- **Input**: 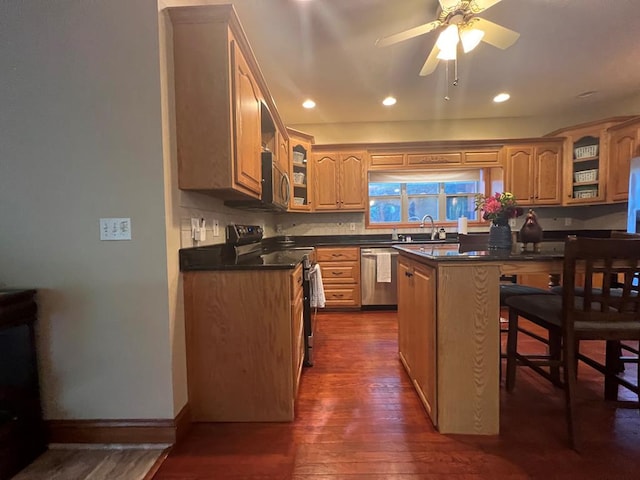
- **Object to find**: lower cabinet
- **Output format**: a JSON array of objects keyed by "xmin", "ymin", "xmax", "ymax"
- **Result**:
[
  {"xmin": 316, "ymin": 247, "xmax": 361, "ymax": 308},
  {"xmin": 397, "ymin": 257, "xmax": 437, "ymax": 424},
  {"xmin": 183, "ymin": 266, "xmax": 303, "ymax": 422}
]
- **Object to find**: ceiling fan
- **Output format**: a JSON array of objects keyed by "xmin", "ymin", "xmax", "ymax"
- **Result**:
[{"xmin": 376, "ymin": 0, "xmax": 520, "ymax": 76}]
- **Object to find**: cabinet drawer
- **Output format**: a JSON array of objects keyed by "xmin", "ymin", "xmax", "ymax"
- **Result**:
[
  {"xmin": 407, "ymin": 152, "xmax": 461, "ymax": 165},
  {"xmin": 320, "ymin": 262, "xmax": 360, "ymax": 284},
  {"xmin": 324, "ymin": 285, "xmax": 361, "ymax": 307},
  {"xmin": 316, "ymin": 247, "xmax": 359, "ymax": 262}
]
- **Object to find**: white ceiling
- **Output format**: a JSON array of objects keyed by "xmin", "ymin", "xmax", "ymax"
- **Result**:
[{"xmin": 210, "ymin": 0, "xmax": 640, "ymax": 126}]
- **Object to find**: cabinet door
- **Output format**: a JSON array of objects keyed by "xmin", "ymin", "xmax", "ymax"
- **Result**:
[
  {"xmin": 277, "ymin": 129, "xmax": 290, "ymax": 177},
  {"xmin": 505, "ymin": 146, "xmax": 535, "ymax": 204},
  {"xmin": 232, "ymin": 42, "xmax": 262, "ymax": 195},
  {"xmin": 313, "ymin": 153, "xmax": 340, "ymax": 210},
  {"xmin": 534, "ymin": 143, "xmax": 562, "ymax": 204},
  {"xmin": 608, "ymin": 122, "xmax": 640, "ymax": 202},
  {"xmin": 339, "ymin": 153, "xmax": 366, "ymax": 210},
  {"xmin": 290, "ymin": 135, "xmax": 312, "ymax": 211},
  {"xmin": 411, "ymin": 263, "xmax": 437, "ymax": 422},
  {"xmin": 397, "ymin": 258, "xmax": 413, "ymax": 371}
]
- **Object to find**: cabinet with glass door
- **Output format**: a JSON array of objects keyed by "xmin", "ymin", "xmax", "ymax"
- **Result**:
[{"xmin": 287, "ymin": 128, "xmax": 314, "ymax": 211}]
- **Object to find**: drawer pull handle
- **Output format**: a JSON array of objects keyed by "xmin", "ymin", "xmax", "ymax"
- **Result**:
[
  {"xmin": 333, "ymin": 294, "xmax": 344, "ymax": 298},
  {"xmin": 332, "ymin": 271, "xmax": 344, "ymax": 275}
]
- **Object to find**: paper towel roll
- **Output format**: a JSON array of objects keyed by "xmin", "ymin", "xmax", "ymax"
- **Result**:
[{"xmin": 457, "ymin": 216, "xmax": 468, "ymax": 234}]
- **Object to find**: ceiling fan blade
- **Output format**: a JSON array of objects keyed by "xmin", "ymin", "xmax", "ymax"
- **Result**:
[
  {"xmin": 419, "ymin": 44, "xmax": 441, "ymax": 76},
  {"xmin": 473, "ymin": 17, "xmax": 520, "ymax": 49},
  {"xmin": 469, "ymin": 0, "xmax": 503, "ymax": 14},
  {"xmin": 438, "ymin": 0, "xmax": 460, "ymax": 13},
  {"xmin": 376, "ymin": 20, "xmax": 442, "ymax": 47}
]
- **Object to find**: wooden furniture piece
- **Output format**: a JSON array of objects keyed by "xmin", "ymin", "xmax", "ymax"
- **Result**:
[
  {"xmin": 168, "ymin": 5, "xmax": 288, "ymax": 200},
  {"xmin": 397, "ymin": 256, "xmax": 437, "ymax": 424},
  {"xmin": 182, "ymin": 265, "xmax": 305, "ymax": 421},
  {"xmin": 311, "ymin": 150, "xmax": 366, "ymax": 211},
  {"xmin": 546, "ymin": 117, "xmax": 636, "ymax": 206},
  {"xmin": 504, "ymin": 237, "xmax": 640, "ymax": 450},
  {"xmin": 287, "ymin": 128, "xmax": 314, "ymax": 211},
  {"xmin": 607, "ymin": 117, "xmax": 640, "ymax": 203},
  {"xmin": 394, "ymin": 242, "xmax": 566, "ymax": 434},
  {"xmin": 0, "ymin": 289, "xmax": 46, "ymax": 480},
  {"xmin": 315, "ymin": 247, "xmax": 361, "ymax": 308},
  {"xmin": 503, "ymin": 139, "xmax": 564, "ymax": 206}
]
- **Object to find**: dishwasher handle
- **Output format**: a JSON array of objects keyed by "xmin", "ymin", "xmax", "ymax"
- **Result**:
[{"xmin": 361, "ymin": 249, "xmax": 399, "ymax": 256}]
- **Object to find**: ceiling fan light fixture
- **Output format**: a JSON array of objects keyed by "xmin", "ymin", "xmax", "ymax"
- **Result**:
[
  {"xmin": 382, "ymin": 96, "xmax": 397, "ymax": 106},
  {"xmin": 460, "ymin": 28, "xmax": 484, "ymax": 53},
  {"xmin": 435, "ymin": 24, "xmax": 459, "ymax": 60}
]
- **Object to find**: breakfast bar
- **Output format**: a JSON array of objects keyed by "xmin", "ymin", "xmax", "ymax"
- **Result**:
[{"xmin": 393, "ymin": 242, "xmax": 565, "ymax": 435}]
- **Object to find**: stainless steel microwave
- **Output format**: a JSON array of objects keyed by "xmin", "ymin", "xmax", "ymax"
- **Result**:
[{"xmin": 225, "ymin": 152, "xmax": 290, "ymax": 211}]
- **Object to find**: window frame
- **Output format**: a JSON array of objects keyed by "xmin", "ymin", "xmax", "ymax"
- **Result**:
[{"xmin": 365, "ymin": 167, "xmax": 501, "ymax": 229}]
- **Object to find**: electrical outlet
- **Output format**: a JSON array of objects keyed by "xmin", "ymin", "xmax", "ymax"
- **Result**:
[
  {"xmin": 99, "ymin": 218, "xmax": 132, "ymax": 240},
  {"xmin": 565, "ymin": 217, "xmax": 572, "ymax": 226},
  {"xmin": 349, "ymin": 222, "xmax": 356, "ymax": 231},
  {"xmin": 213, "ymin": 219, "xmax": 220, "ymax": 236}
]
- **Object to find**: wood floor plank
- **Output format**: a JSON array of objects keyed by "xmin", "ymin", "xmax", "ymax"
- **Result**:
[{"xmin": 152, "ymin": 310, "xmax": 640, "ymax": 480}]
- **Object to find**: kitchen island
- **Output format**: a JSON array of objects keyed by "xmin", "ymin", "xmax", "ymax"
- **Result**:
[{"xmin": 394, "ymin": 242, "xmax": 565, "ymax": 435}]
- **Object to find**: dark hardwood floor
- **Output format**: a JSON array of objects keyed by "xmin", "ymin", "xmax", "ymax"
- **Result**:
[{"xmin": 153, "ymin": 310, "xmax": 640, "ymax": 479}]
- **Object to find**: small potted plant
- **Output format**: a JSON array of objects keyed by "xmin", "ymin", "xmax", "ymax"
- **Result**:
[{"xmin": 474, "ymin": 192, "xmax": 523, "ymax": 248}]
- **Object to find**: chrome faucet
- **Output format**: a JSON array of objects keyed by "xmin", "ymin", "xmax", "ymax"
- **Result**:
[{"xmin": 419, "ymin": 214, "xmax": 437, "ymax": 240}]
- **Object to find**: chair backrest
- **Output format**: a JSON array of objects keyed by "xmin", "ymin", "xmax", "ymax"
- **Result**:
[
  {"xmin": 562, "ymin": 237, "xmax": 640, "ymax": 332},
  {"xmin": 457, "ymin": 233, "xmax": 489, "ymax": 252}
]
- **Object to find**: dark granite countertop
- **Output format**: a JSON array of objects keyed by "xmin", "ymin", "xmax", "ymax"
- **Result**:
[
  {"xmin": 393, "ymin": 242, "xmax": 566, "ymax": 264},
  {"xmin": 180, "ymin": 230, "xmax": 616, "ymax": 271}
]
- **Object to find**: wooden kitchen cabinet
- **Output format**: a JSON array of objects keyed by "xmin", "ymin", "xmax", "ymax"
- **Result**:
[
  {"xmin": 288, "ymin": 128, "xmax": 314, "ymax": 211},
  {"xmin": 546, "ymin": 117, "xmax": 635, "ymax": 205},
  {"xmin": 504, "ymin": 140, "xmax": 563, "ymax": 206},
  {"xmin": 607, "ymin": 117, "xmax": 640, "ymax": 202},
  {"xmin": 315, "ymin": 247, "xmax": 361, "ymax": 308},
  {"xmin": 183, "ymin": 266, "xmax": 303, "ymax": 422},
  {"xmin": 397, "ymin": 257, "xmax": 437, "ymax": 424},
  {"xmin": 312, "ymin": 151, "xmax": 366, "ymax": 211},
  {"xmin": 168, "ymin": 5, "xmax": 286, "ymax": 200}
]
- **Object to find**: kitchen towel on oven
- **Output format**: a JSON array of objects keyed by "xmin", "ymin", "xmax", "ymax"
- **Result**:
[
  {"xmin": 310, "ymin": 264, "xmax": 326, "ymax": 308},
  {"xmin": 376, "ymin": 252, "xmax": 392, "ymax": 283}
]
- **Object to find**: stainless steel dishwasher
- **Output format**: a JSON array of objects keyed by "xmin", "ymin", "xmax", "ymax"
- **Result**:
[{"xmin": 360, "ymin": 247, "xmax": 399, "ymax": 306}]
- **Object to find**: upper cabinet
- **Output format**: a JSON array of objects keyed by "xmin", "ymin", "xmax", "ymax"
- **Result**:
[
  {"xmin": 368, "ymin": 142, "xmax": 502, "ymax": 170},
  {"xmin": 546, "ymin": 117, "xmax": 636, "ymax": 205},
  {"xmin": 312, "ymin": 150, "xmax": 366, "ymax": 211},
  {"xmin": 607, "ymin": 117, "xmax": 640, "ymax": 203},
  {"xmin": 287, "ymin": 128, "xmax": 314, "ymax": 212},
  {"xmin": 167, "ymin": 5, "xmax": 288, "ymax": 200},
  {"xmin": 504, "ymin": 140, "xmax": 563, "ymax": 206}
]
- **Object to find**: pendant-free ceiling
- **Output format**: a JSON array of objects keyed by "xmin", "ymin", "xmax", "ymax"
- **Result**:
[{"xmin": 376, "ymin": 0, "xmax": 520, "ymax": 76}]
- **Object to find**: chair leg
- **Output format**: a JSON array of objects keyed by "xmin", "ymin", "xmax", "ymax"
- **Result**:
[
  {"xmin": 604, "ymin": 340, "xmax": 621, "ymax": 400},
  {"xmin": 548, "ymin": 329, "xmax": 562, "ymax": 385},
  {"xmin": 506, "ymin": 308, "xmax": 519, "ymax": 392},
  {"xmin": 563, "ymin": 329, "xmax": 580, "ymax": 451}
]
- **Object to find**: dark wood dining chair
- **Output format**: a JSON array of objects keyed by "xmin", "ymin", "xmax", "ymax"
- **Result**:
[{"xmin": 504, "ymin": 236, "xmax": 640, "ymax": 450}]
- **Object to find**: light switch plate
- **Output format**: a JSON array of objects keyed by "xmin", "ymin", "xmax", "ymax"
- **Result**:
[{"xmin": 100, "ymin": 218, "xmax": 132, "ymax": 240}]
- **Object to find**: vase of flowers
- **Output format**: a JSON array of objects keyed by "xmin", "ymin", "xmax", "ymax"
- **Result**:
[{"xmin": 474, "ymin": 192, "xmax": 523, "ymax": 249}]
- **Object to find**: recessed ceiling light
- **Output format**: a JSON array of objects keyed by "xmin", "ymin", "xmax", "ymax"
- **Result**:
[
  {"xmin": 493, "ymin": 93, "xmax": 510, "ymax": 103},
  {"xmin": 302, "ymin": 99, "xmax": 316, "ymax": 109},
  {"xmin": 577, "ymin": 90, "xmax": 597, "ymax": 99},
  {"xmin": 382, "ymin": 96, "xmax": 397, "ymax": 106}
]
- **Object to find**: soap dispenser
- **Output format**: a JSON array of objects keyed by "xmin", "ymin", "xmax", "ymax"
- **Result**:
[{"xmin": 438, "ymin": 228, "xmax": 447, "ymax": 240}]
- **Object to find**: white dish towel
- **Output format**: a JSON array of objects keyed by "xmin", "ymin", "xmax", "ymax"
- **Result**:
[
  {"xmin": 376, "ymin": 252, "xmax": 392, "ymax": 283},
  {"xmin": 310, "ymin": 264, "xmax": 326, "ymax": 308}
]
